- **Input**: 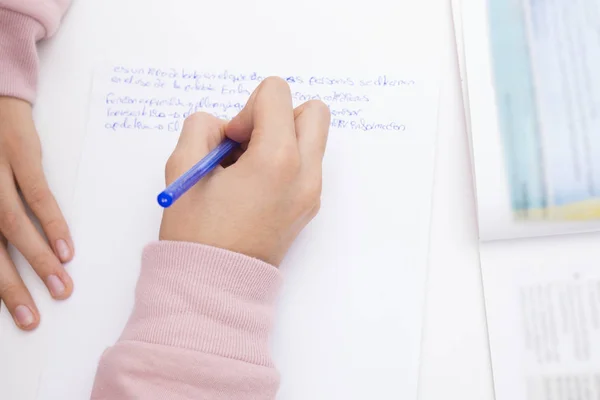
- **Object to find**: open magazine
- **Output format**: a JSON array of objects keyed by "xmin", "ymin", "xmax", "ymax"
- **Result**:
[
  {"xmin": 455, "ymin": 1, "xmax": 600, "ymax": 400},
  {"xmin": 489, "ymin": 0, "xmax": 600, "ymax": 222},
  {"xmin": 461, "ymin": 0, "xmax": 600, "ymax": 241}
]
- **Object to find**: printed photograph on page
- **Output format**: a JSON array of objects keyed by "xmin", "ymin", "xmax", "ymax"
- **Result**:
[{"xmin": 487, "ymin": 0, "xmax": 600, "ymax": 221}]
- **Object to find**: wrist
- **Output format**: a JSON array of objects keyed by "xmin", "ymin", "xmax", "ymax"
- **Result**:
[{"xmin": 0, "ymin": 96, "xmax": 34, "ymax": 131}]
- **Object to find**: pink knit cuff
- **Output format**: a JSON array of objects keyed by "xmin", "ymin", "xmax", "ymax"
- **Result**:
[
  {"xmin": 0, "ymin": 0, "xmax": 71, "ymax": 37},
  {"xmin": 121, "ymin": 241, "xmax": 282, "ymax": 367},
  {"xmin": 0, "ymin": 9, "xmax": 44, "ymax": 104}
]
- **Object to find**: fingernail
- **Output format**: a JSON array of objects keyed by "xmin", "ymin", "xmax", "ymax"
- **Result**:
[
  {"xmin": 47, "ymin": 275, "xmax": 66, "ymax": 297},
  {"xmin": 15, "ymin": 305, "xmax": 34, "ymax": 328},
  {"xmin": 55, "ymin": 239, "xmax": 71, "ymax": 262}
]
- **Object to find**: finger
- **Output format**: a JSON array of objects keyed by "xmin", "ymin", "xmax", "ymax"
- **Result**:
[
  {"xmin": 225, "ymin": 77, "xmax": 297, "ymax": 154},
  {"xmin": 220, "ymin": 145, "xmax": 246, "ymax": 169},
  {"xmin": 0, "ymin": 168, "xmax": 73, "ymax": 301},
  {"xmin": 0, "ymin": 234, "xmax": 39, "ymax": 330},
  {"xmin": 294, "ymin": 100, "xmax": 331, "ymax": 168},
  {"xmin": 12, "ymin": 159, "xmax": 73, "ymax": 263},
  {"xmin": 166, "ymin": 112, "xmax": 227, "ymax": 184}
]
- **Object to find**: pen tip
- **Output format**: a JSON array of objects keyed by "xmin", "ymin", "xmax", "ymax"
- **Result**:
[{"xmin": 157, "ymin": 192, "xmax": 173, "ymax": 208}]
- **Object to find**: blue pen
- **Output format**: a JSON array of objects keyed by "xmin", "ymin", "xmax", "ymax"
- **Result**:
[{"xmin": 157, "ymin": 138, "xmax": 239, "ymax": 208}]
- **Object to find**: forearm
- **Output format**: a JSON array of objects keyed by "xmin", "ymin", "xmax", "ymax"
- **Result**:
[
  {"xmin": 91, "ymin": 242, "xmax": 282, "ymax": 399},
  {"xmin": 0, "ymin": 0, "xmax": 72, "ymax": 103}
]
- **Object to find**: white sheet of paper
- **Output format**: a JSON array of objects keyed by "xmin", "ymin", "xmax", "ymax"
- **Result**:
[
  {"xmin": 31, "ymin": 63, "xmax": 440, "ymax": 399},
  {"xmin": 0, "ymin": 1, "xmax": 446, "ymax": 398},
  {"xmin": 481, "ymin": 233, "xmax": 600, "ymax": 400},
  {"xmin": 461, "ymin": 0, "xmax": 600, "ymax": 241}
]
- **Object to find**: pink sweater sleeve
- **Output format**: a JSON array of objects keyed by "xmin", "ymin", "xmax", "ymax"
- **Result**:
[
  {"xmin": 0, "ymin": 0, "xmax": 72, "ymax": 103},
  {"xmin": 91, "ymin": 242, "xmax": 282, "ymax": 400}
]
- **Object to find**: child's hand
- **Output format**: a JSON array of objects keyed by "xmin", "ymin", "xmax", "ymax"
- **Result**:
[
  {"xmin": 160, "ymin": 78, "xmax": 330, "ymax": 265},
  {"xmin": 0, "ymin": 97, "xmax": 74, "ymax": 330}
]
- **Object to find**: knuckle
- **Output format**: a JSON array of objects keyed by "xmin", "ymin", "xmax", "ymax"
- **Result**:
[
  {"xmin": 0, "ymin": 280, "xmax": 22, "ymax": 300},
  {"xmin": 310, "ymin": 199, "xmax": 322, "ymax": 218},
  {"xmin": 30, "ymin": 252, "xmax": 56, "ymax": 274},
  {"xmin": 164, "ymin": 154, "xmax": 181, "ymax": 180},
  {"xmin": 42, "ymin": 217, "xmax": 64, "ymax": 235},
  {"xmin": 267, "ymin": 147, "xmax": 299, "ymax": 179},
  {"xmin": 5, "ymin": 136, "xmax": 41, "ymax": 162},
  {"xmin": 183, "ymin": 112, "xmax": 213, "ymax": 129},
  {"xmin": 0, "ymin": 209, "xmax": 20, "ymax": 235},
  {"xmin": 305, "ymin": 99, "xmax": 330, "ymax": 117},
  {"xmin": 299, "ymin": 177, "xmax": 322, "ymax": 209},
  {"xmin": 2, "ymin": 133, "xmax": 22, "ymax": 159},
  {"xmin": 25, "ymin": 183, "xmax": 52, "ymax": 210}
]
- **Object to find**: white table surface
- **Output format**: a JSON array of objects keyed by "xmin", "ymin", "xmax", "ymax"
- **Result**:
[{"xmin": 0, "ymin": 0, "xmax": 495, "ymax": 399}]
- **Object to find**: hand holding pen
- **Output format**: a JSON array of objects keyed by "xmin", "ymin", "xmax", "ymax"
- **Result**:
[{"xmin": 158, "ymin": 77, "xmax": 331, "ymax": 266}]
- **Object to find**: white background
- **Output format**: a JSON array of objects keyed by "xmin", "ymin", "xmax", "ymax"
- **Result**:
[{"xmin": 0, "ymin": 0, "xmax": 495, "ymax": 399}]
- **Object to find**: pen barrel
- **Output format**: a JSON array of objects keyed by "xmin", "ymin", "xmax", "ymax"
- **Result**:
[{"xmin": 157, "ymin": 138, "xmax": 238, "ymax": 208}]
